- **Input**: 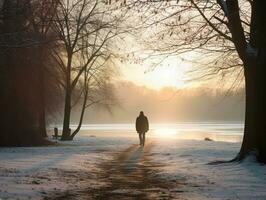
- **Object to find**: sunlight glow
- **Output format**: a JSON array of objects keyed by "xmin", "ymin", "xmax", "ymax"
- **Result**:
[
  {"xmin": 119, "ymin": 57, "xmax": 194, "ymax": 89},
  {"xmin": 154, "ymin": 128, "xmax": 177, "ymax": 138}
]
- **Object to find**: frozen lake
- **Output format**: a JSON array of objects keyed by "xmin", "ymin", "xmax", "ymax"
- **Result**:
[{"xmin": 51, "ymin": 122, "xmax": 244, "ymax": 143}]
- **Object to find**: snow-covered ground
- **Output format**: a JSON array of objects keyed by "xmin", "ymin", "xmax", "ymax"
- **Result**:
[
  {"xmin": 0, "ymin": 124, "xmax": 266, "ymax": 200},
  {"xmin": 150, "ymin": 139, "xmax": 266, "ymax": 200},
  {"xmin": 0, "ymin": 134, "xmax": 135, "ymax": 200}
]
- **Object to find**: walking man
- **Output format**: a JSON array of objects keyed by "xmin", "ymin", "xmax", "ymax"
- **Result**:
[{"xmin": 135, "ymin": 111, "xmax": 149, "ymax": 146}]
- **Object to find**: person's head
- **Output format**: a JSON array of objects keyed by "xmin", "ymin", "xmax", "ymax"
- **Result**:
[{"xmin": 139, "ymin": 111, "xmax": 144, "ymax": 116}]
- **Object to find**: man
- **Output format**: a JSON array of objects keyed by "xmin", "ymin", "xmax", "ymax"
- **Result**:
[{"xmin": 135, "ymin": 111, "xmax": 149, "ymax": 146}]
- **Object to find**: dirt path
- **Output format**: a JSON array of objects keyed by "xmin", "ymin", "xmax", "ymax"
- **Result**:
[{"xmin": 49, "ymin": 142, "xmax": 185, "ymax": 200}]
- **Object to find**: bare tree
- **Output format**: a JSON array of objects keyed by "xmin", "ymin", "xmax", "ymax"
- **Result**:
[
  {"xmin": 126, "ymin": 0, "xmax": 266, "ymax": 162},
  {"xmin": 54, "ymin": 0, "xmax": 123, "ymax": 140},
  {"xmin": 70, "ymin": 56, "xmax": 117, "ymax": 139}
]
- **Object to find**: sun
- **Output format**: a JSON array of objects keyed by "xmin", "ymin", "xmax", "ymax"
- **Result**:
[
  {"xmin": 149, "ymin": 65, "xmax": 183, "ymax": 88},
  {"xmin": 120, "ymin": 57, "xmax": 191, "ymax": 89}
]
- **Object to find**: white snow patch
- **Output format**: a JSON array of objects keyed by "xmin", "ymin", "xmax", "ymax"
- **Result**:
[
  {"xmin": 150, "ymin": 139, "xmax": 266, "ymax": 200},
  {"xmin": 0, "ymin": 134, "xmax": 135, "ymax": 200}
]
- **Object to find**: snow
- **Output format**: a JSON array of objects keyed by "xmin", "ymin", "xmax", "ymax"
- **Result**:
[
  {"xmin": 149, "ymin": 139, "xmax": 266, "ymax": 200},
  {"xmin": 0, "ymin": 126, "xmax": 266, "ymax": 200},
  {"xmin": 0, "ymin": 134, "xmax": 134, "ymax": 200}
]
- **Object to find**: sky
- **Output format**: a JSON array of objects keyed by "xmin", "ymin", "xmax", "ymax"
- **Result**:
[
  {"xmin": 114, "ymin": 29, "xmax": 221, "ymax": 91},
  {"xmin": 54, "ymin": 0, "xmax": 245, "ymax": 124},
  {"xmin": 64, "ymin": 82, "xmax": 245, "ymax": 124},
  {"xmin": 119, "ymin": 57, "xmax": 193, "ymax": 90}
]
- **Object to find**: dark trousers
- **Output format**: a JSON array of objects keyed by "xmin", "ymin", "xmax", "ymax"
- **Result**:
[{"xmin": 138, "ymin": 132, "xmax": 146, "ymax": 146}]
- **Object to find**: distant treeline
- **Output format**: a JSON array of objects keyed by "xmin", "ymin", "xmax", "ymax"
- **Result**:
[{"xmin": 65, "ymin": 81, "xmax": 245, "ymax": 124}]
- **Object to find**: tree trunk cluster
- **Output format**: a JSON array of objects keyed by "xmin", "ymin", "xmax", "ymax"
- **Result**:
[{"xmin": 0, "ymin": 0, "xmax": 61, "ymax": 146}]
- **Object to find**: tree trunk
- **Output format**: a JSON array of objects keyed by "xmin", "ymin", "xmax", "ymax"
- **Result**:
[
  {"xmin": 38, "ymin": 56, "xmax": 47, "ymax": 138},
  {"xmin": 39, "ymin": 103, "xmax": 47, "ymax": 138},
  {"xmin": 255, "ymin": 0, "xmax": 266, "ymax": 163},
  {"xmin": 0, "ymin": 0, "xmax": 46, "ymax": 145},
  {"xmin": 70, "ymin": 89, "xmax": 88, "ymax": 140},
  {"xmin": 239, "ymin": 56, "xmax": 266, "ymax": 163},
  {"xmin": 237, "ymin": 63, "xmax": 257, "ymax": 160},
  {"xmin": 61, "ymin": 55, "xmax": 72, "ymax": 141},
  {"xmin": 254, "ymin": 13, "xmax": 266, "ymax": 161},
  {"xmin": 236, "ymin": 1, "xmax": 266, "ymax": 163},
  {"xmin": 61, "ymin": 88, "xmax": 72, "ymax": 140},
  {"xmin": 237, "ymin": 56, "xmax": 266, "ymax": 163}
]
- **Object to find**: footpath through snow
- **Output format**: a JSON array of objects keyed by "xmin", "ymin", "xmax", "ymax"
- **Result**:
[
  {"xmin": 49, "ymin": 142, "xmax": 185, "ymax": 200},
  {"xmin": 0, "ymin": 133, "xmax": 266, "ymax": 199}
]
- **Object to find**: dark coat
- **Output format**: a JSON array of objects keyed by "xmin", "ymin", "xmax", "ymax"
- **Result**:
[{"xmin": 136, "ymin": 115, "xmax": 149, "ymax": 133}]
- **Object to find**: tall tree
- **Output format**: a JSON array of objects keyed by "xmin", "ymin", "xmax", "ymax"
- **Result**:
[
  {"xmin": 29, "ymin": 0, "xmax": 61, "ymax": 138},
  {"xmin": 70, "ymin": 49, "xmax": 117, "ymax": 139},
  {"xmin": 0, "ymin": 0, "xmax": 61, "ymax": 146},
  {"xmin": 54, "ymin": 0, "xmax": 123, "ymax": 140},
  {"xmin": 128, "ymin": 0, "xmax": 266, "ymax": 162}
]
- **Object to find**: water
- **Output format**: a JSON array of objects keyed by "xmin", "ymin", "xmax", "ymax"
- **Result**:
[{"xmin": 65, "ymin": 122, "xmax": 244, "ymax": 143}]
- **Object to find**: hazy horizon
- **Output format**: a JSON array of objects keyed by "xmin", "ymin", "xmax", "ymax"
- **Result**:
[{"xmin": 51, "ymin": 80, "xmax": 245, "ymax": 125}]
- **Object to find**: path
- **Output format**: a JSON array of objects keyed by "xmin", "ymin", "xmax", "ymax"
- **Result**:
[{"xmin": 49, "ymin": 142, "xmax": 185, "ymax": 200}]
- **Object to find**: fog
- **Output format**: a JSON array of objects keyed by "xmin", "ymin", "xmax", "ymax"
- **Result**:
[{"xmin": 69, "ymin": 81, "xmax": 245, "ymax": 124}]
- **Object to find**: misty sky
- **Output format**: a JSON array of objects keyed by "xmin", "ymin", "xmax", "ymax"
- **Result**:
[
  {"xmin": 50, "ymin": 1, "xmax": 246, "ymax": 125},
  {"xmin": 65, "ymin": 81, "xmax": 245, "ymax": 124},
  {"xmin": 66, "ymin": 50, "xmax": 245, "ymax": 124}
]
